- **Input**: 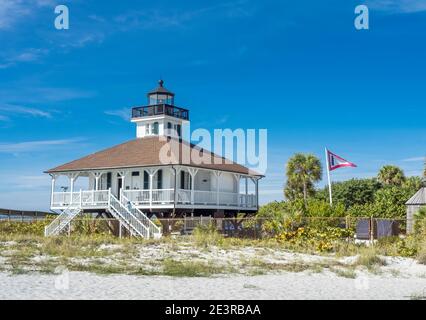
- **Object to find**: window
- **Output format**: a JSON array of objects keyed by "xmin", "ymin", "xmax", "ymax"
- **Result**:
[
  {"xmin": 107, "ymin": 173, "xmax": 112, "ymax": 190},
  {"xmin": 153, "ymin": 122, "xmax": 159, "ymax": 135},
  {"xmin": 180, "ymin": 171, "xmax": 191, "ymax": 189},
  {"xmin": 157, "ymin": 170, "xmax": 163, "ymax": 189},
  {"xmin": 180, "ymin": 171, "xmax": 185, "ymax": 189},
  {"xmin": 176, "ymin": 124, "xmax": 181, "ymax": 137},
  {"xmin": 145, "ymin": 124, "xmax": 150, "ymax": 135},
  {"xmin": 143, "ymin": 171, "xmax": 149, "ymax": 189},
  {"xmin": 132, "ymin": 172, "xmax": 140, "ymax": 177}
]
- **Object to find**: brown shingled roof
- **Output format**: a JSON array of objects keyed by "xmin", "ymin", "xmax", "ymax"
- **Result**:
[{"xmin": 46, "ymin": 136, "xmax": 262, "ymax": 176}]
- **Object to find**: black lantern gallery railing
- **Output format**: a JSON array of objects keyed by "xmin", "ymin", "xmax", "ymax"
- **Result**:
[{"xmin": 131, "ymin": 104, "xmax": 189, "ymax": 121}]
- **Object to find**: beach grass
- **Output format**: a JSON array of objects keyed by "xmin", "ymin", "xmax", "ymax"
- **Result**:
[
  {"xmin": 353, "ymin": 247, "xmax": 386, "ymax": 271},
  {"xmin": 0, "ymin": 232, "xmax": 423, "ymax": 277}
]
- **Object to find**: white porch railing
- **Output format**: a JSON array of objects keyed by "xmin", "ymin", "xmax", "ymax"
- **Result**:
[
  {"xmin": 177, "ymin": 189, "xmax": 257, "ymax": 208},
  {"xmin": 122, "ymin": 190, "xmax": 150, "ymax": 204},
  {"xmin": 51, "ymin": 189, "xmax": 257, "ymax": 209},
  {"xmin": 177, "ymin": 189, "xmax": 191, "ymax": 204},
  {"xmin": 52, "ymin": 190, "xmax": 109, "ymax": 208},
  {"xmin": 47, "ymin": 190, "xmax": 160, "ymax": 239}
]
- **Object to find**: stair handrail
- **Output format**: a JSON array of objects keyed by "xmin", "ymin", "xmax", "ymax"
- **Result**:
[
  {"xmin": 44, "ymin": 205, "xmax": 81, "ymax": 236},
  {"xmin": 107, "ymin": 191, "xmax": 150, "ymax": 238},
  {"xmin": 121, "ymin": 194, "xmax": 162, "ymax": 238}
]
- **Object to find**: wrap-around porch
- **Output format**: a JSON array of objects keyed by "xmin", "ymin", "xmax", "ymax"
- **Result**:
[{"xmin": 50, "ymin": 166, "xmax": 259, "ymax": 212}]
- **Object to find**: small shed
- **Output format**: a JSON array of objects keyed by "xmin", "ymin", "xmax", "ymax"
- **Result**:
[{"xmin": 405, "ymin": 187, "xmax": 426, "ymax": 234}]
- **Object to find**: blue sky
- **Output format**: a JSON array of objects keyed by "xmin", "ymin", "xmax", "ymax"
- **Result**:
[{"xmin": 0, "ymin": 0, "xmax": 426, "ymax": 210}]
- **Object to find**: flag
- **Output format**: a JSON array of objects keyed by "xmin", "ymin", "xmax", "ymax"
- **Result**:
[{"xmin": 327, "ymin": 150, "xmax": 357, "ymax": 171}]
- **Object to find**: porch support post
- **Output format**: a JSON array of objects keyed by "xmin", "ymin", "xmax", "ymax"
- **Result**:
[
  {"xmin": 170, "ymin": 167, "xmax": 177, "ymax": 207},
  {"xmin": 147, "ymin": 168, "xmax": 159, "ymax": 208},
  {"xmin": 233, "ymin": 174, "xmax": 240, "ymax": 207},
  {"xmin": 149, "ymin": 174, "xmax": 153, "ymax": 206},
  {"xmin": 118, "ymin": 171, "xmax": 130, "ymax": 200},
  {"xmin": 68, "ymin": 172, "xmax": 79, "ymax": 205},
  {"xmin": 187, "ymin": 168, "xmax": 199, "ymax": 205},
  {"xmin": 90, "ymin": 171, "xmax": 103, "ymax": 191},
  {"xmin": 70, "ymin": 176, "xmax": 75, "ymax": 195},
  {"xmin": 50, "ymin": 174, "xmax": 57, "ymax": 207},
  {"xmin": 245, "ymin": 177, "xmax": 249, "ymax": 208},
  {"xmin": 256, "ymin": 179, "xmax": 259, "ymax": 209},
  {"xmin": 214, "ymin": 171, "xmax": 222, "ymax": 206},
  {"xmin": 250, "ymin": 177, "xmax": 259, "ymax": 209}
]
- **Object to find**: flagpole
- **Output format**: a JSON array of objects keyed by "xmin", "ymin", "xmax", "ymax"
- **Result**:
[{"xmin": 325, "ymin": 147, "xmax": 333, "ymax": 206}]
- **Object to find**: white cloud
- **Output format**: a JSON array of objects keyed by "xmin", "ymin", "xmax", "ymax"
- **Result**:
[
  {"xmin": 0, "ymin": 104, "xmax": 51, "ymax": 118},
  {"xmin": 105, "ymin": 108, "xmax": 130, "ymax": 121},
  {"xmin": 0, "ymin": 86, "xmax": 95, "ymax": 103},
  {"xmin": 0, "ymin": 0, "xmax": 55, "ymax": 30},
  {"xmin": 0, "ymin": 47, "xmax": 49, "ymax": 69},
  {"xmin": 114, "ymin": 0, "xmax": 255, "ymax": 30},
  {"xmin": 0, "ymin": 138, "xmax": 84, "ymax": 154},
  {"xmin": 402, "ymin": 156, "xmax": 425, "ymax": 162},
  {"xmin": 368, "ymin": 0, "xmax": 426, "ymax": 13}
]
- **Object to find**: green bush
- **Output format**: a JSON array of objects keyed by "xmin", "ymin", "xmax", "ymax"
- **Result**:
[
  {"xmin": 192, "ymin": 222, "xmax": 224, "ymax": 247},
  {"xmin": 72, "ymin": 215, "xmax": 111, "ymax": 236},
  {"xmin": 0, "ymin": 219, "xmax": 53, "ymax": 236},
  {"xmin": 316, "ymin": 178, "xmax": 382, "ymax": 208},
  {"xmin": 275, "ymin": 226, "xmax": 354, "ymax": 253}
]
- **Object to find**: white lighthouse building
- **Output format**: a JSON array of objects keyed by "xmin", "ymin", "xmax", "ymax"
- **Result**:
[{"xmin": 44, "ymin": 81, "xmax": 263, "ymax": 238}]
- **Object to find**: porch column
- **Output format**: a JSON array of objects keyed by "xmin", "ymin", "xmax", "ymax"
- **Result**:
[
  {"xmin": 245, "ymin": 177, "xmax": 249, "ymax": 207},
  {"xmin": 118, "ymin": 171, "xmax": 130, "ymax": 199},
  {"xmin": 149, "ymin": 174, "xmax": 153, "ymax": 206},
  {"xmin": 214, "ymin": 171, "xmax": 222, "ymax": 206},
  {"xmin": 70, "ymin": 176, "xmax": 75, "ymax": 195},
  {"xmin": 95, "ymin": 176, "xmax": 100, "ymax": 190},
  {"xmin": 255, "ymin": 179, "xmax": 259, "ymax": 209},
  {"xmin": 187, "ymin": 168, "xmax": 199, "ymax": 205},
  {"xmin": 233, "ymin": 174, "xmax": 240, "ymax": 207},
  {"xmin": 147, "ymin": 169, "xmax": 159, "ymax": 208},
  {"xmin": 67, "ymin": 172, "xmax": 79, "ymax": 205},
  {"xmin": 250, "ymin": 177, "xmax": 259, "ymax": 209},
  {"xmin": 170, "ymin": 167, "xmax": 177, "ymax": 206},
  {"xmin": 91, "ymin": 171, "xmax": 103, "ymax": 191},
  {"xmin": 50, "ymin": 174, "xmax": 57, "ymax": 207}
]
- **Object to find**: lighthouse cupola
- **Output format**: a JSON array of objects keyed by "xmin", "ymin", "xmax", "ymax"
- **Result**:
[
  {"xmin": 131, "ymin": 80, "xmax": 189, "ymax": 139},
  {"xmin": 148, "ymin": 80, "xmax": 175, "ymax": 105}
]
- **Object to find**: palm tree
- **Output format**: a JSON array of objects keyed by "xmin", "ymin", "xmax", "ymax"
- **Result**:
[
  {"xmin": 285, "ymin": 153, "xmax": 322, "ymax": 202},
  {"xmin": 423, "ymin": 158, "xmax": 426, "ymax": 178},
  {"xmin": 377, "ymin": 165, "xmax": 406, "ymax": 186}
]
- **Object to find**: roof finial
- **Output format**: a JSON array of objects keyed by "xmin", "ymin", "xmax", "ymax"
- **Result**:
[{"xmin": 159, "ymin": 79, "xmax": 164, "ymax": 87}]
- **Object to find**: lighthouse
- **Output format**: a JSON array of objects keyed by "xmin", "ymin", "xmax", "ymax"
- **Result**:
[{"xmin": 131, "ymin": 80, "xmax": 189, "ymax": 139}]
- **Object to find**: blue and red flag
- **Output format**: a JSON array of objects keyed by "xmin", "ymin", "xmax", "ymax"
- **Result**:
[{"xmin": 327, "ymin": 150, "xmax": 357, "ymax": 171}]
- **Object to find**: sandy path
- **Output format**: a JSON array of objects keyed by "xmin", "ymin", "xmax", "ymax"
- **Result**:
[{"xmin": 1, "ymin": 271, "xmax": 426, "ymax": 300}]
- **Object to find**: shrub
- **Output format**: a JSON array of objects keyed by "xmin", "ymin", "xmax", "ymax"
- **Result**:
[
  {"xmin": 192, "ymin": 222, "xmax": 223, "ymax": 247},
  {"xmin": 72, "ymin": 215, "xmax": 111, "ymax": 235},
  {"xmin": 316, "ymin": 178, "xmax": 382, "ymax": 208},
  {"xmin": 416, "ymin": 242, "xmax": 426, "ymax": 265},
  {"xmin": 275, "ymin": 226, "xmax": 354, "ymax": 253},
  {"xmin": 162, "ymin": 259, "xmax": 222, "ymax": 277},
  {"xmin": 414, "ymin": 207, "xmax": 426, "ymax": 234},
  {"xmin": 0, "ymin": 219, "xmax": 53, "ymax": 236},
  {"xmin": 355, "ymin": 247, "xmax": 386, "ymax": 269}
]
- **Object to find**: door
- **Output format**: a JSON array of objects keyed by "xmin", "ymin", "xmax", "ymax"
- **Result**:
[{"xmin": 117, "ymin": 176, "xmax": 123, "ymax": 199}]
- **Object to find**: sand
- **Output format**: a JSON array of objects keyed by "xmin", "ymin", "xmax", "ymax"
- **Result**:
[
  {"xmin": 1, "ymin": 268, "xmax": 426, "ymax": 300},
  {"xmin": 2, "ymin": 240, "xmax": 426, "ymax": 300}
]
